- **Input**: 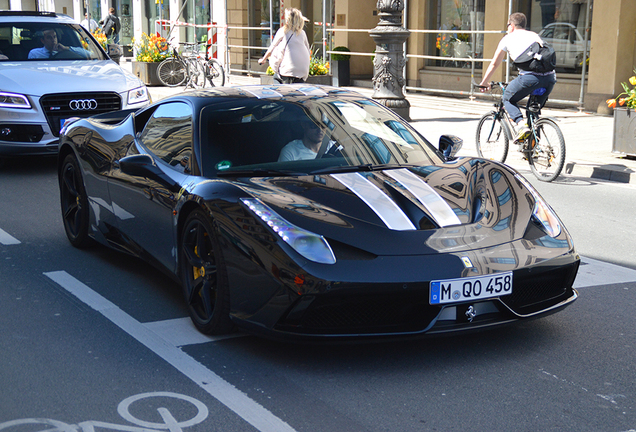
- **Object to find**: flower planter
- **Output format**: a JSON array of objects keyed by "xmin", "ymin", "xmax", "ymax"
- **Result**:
[
  {"xmin": 306, "ymin": 75, "xmax": 331, "ymax": 85},
  {"xmin": 259, "ymin": 75, "xmax": 331, "ymax": 85},
  {"xmin": 131, "ymin": 61, "xmax": 162, "ymax": 86},
  {"xmin": 612, "ymin": 107, "xmax": 636, "ymax": 156},
  {"xmin": 331, "ymin": 60, "xmax": 350, "ymax": 87}
]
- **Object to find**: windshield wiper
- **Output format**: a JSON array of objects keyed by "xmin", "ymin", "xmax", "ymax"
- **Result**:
[
  {"xmin": 309, "ymin": 163, "xmax": 406, "ymax": 175},
  {"xmin": 216, "ymin": 168, "xmax": 307, "ymax": 177}
]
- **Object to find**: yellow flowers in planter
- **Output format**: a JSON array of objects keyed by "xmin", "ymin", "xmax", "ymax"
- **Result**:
[
  {"xmin": 265, "ymin": 56, "xmax": 330, "ymax": 77},
  {"xmin": 92, "ymin": 29, "xmax": 107, "ymax": 51},
  {"xmin": 309, "ymin": 56, "xmax": 329, "ymax": 76},
  {"xmin": 607, "ymin": 69, "xmax": 636, "ymax": 109},
  {"xmin": 133, "ymin": 33, "xmax": 170, "ymax": 63}
]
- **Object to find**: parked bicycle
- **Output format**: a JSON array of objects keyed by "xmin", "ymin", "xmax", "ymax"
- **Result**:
[
  {"xmin": 157, "ymin": 41, "xmax": 225, "ymax": 89},
  {"xmin": 475, "ymin": 81, "xmax": 566, "ymax": 182}
]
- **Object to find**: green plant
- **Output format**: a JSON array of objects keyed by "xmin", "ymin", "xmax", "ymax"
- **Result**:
[
  {"xmin": 607, "ymin": 69, "xmax": 636, "ymax": 109},
  {"xmin": 331, "ymin": 46, "xmax": 351, "ymax": 61},
  {"xmin": 309, "ymin": 54, "xmax": 329, "ymax": 76},
  {"xmin": 133, "ymin": 32, "xmax": 170, "ymax": 63}
]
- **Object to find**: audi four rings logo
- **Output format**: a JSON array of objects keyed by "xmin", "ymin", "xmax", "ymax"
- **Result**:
[{"xmin": 69, "ymin": 99, "xmax": 98, "ymax": 110}]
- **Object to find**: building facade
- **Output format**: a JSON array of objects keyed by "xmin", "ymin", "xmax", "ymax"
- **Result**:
[{"xmin": 5, "ymin": 0, "xmax": 635, "ymax": 112}]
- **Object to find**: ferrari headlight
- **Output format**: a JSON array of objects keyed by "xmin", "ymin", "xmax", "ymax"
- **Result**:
[
  {"xmin": 0, "ymin": 92, "xmax": 31, "ymax": 109},
  {"xmin": 241, "ymin": 198, "xmax": 336, "ymax": 265},
  {"xmin": 515, "ymin": 174, "xmax": 561, "ymax": 238},
  {"xmin": 127, "ymin": 86, "xmax": 149, "ymax": 105}
]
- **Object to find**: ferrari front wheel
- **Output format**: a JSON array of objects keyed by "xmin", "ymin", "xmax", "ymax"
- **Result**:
[
  {"xmin": 179, "ymin": 209, "xmax": 233, "ymax": 335},
  {"xmin": 59, "ymin": 154, "xmax": 92, "ymax": 248}
]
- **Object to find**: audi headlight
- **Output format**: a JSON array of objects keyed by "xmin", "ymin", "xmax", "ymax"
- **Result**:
[
  {"xmin": 127, "ymin": 86, "xmax": 149, "ymax": 105},
  {"xmin": 241, "ymin": 198, "xmax": 336, "ymax": 265},
  {"xmin": 515, "ymin": 174, "xmax": 561, "ymax": 238},
  {"xmin": 0, "ymin": 92, "xmax": 31, "ymax": 109}
]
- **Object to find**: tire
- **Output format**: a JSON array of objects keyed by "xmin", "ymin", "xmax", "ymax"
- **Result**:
[
  {"xmin": 205, "ymin": 58, "xmax": 225, "ymax": 87},
  {"xmin": 476, "ymin": 111, "xmax": 510, "ymax": 163},
  {"xmin": 179, "ymin": 209, "xmax": 233, "ymax": 335},
  {"xmin": 157, "ymin": 57, "xmax": 186, "ymax": 87},
  {"xmin": 528, "ymin": 118, "xmax": 566, "ymax": 182},
  {"xmin": 59, "ymin": 154, "xmax": 92, "ymax": 248}
]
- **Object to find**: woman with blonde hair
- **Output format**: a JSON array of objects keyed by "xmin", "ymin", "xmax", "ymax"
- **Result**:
[{"xmin": 258, "ymin": 8, "xmax": 310, "ymax": 83}]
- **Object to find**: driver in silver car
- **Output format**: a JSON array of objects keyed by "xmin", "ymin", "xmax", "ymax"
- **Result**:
[{"xmin": 28, "ymin": 28, "xmax": 90, "ymax": 59}]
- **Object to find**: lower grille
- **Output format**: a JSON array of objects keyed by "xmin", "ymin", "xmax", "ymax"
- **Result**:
[
  {"xmin": 276, "ymin": 290, "xmax": 440, "ymax": 335},
  {"xmin": 40, "ymin": 92, "xmax": 122, "ymax": 137},
  {"xmin": 0, "ymin": 123, "xmax": 45, "ymax": 142},
  {"xmin": 502, "ymin": 262, "xmax": 579, "ymax": 314}
]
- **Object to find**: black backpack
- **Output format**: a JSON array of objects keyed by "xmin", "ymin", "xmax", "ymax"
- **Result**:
[{"xmin": 514, "ymin": 41, "xmax": 556, "ymax": 73}]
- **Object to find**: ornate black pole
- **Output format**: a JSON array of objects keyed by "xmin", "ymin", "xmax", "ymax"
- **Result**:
[{"xmin": 369, "ymin": 0, "xmax": 411, "ymax": 120}]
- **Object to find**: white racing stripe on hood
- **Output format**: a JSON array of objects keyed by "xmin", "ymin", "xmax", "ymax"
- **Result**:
[
  {"xmin": 385, "ymin": 169, "xmax": 461, "ymax": 227},
  {"xmin": 331, "ymin": 172, "xmax": 416, "ymax": 231},
  {"xmin": 243, "ymin": 88, "xmax": 283, "ymax": 99}
]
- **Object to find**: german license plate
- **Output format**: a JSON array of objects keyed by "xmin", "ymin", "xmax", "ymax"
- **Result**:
[{"xmin": 430, "ymin": 272, "xmax": 513, "ymax": 305}]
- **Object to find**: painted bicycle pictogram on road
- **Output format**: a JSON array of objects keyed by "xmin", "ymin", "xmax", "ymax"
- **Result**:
[{"xmin": 0, "ymin": 391, "xmax": 209, "ymax": 432}]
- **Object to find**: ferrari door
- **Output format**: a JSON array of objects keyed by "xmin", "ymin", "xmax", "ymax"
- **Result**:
[{"xmin": 106, "ymin": 101, "xmax": 194, "ymax": 273}]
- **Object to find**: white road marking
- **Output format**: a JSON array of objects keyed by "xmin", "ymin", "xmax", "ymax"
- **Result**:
[
  {"xmin": 574, "ymin": 257, "xmax": 636, "ymax": 288},
  {"xmin": 44, "ymin": 271, "xmax": 297, "ymax": 432},
  {"xmin": 0, "ymin": 228, "xmax": 20, "ymax": 245}
]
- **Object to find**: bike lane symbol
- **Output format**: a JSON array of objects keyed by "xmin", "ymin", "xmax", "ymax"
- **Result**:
[{"xmin": 0, "ymin": 391, "xmax": 209, "ymax": 432}]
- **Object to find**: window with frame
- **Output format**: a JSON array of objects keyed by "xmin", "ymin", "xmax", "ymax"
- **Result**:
[{"xmin": 140, "ymin": 102, "xmax": 193, "ymax": 173}]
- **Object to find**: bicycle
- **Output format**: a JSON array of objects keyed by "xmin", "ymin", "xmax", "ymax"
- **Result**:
[
  {"xmin": 157, "ymin": 42, "xmax": 225, "ymax": 89},
  {"xmin": 475, "ymin": 81, "xmax": 566, "ymax": 182}
]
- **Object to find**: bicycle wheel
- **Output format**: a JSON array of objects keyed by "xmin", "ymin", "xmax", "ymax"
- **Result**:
[
  {"xmin": 205, "ymin": 58, "xmax": 225, "ymax": 87},
  {"xmin": 182, "ymin": 57, "xmax": 206, "ymax": 89},
  {"xmin": 157, "ymin": 57, "xmax": 186, "ymax": 87},
  {"xmin": 476, "ymin": 111, "xmax": 510, "ymax": 163},
  {"xmin": 528, "ymin": 118, "xmax": 566, "ymax": 182}
]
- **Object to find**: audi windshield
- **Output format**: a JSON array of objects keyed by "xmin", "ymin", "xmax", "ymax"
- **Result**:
[{"xmin": 0, "ymin": 22, "xmax": 107, "ymax": 61}]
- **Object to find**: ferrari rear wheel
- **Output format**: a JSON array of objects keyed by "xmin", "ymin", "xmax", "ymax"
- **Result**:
[
  {"xmin": 179, "ymin": 210, "xmax": 233, "ymax": 335},
  {"xmin": 59, "ymin": 154, "xmax": 92, "ymax": 248}
]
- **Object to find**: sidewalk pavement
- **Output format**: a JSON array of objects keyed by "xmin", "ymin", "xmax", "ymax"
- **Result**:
[{"xmin": 128, "ymin": 60, "xmax": 636, "ymax": 185}]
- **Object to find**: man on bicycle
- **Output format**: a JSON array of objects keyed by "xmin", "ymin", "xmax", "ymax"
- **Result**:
[{"xmin": 479, "ymin": 12, "xmax": 556, "ymax": 143}]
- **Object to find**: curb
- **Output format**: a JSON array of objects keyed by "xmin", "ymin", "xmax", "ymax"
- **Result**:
[{"xmin": 564, "ymin": 160, "xmax": 636, "ymax": 184}]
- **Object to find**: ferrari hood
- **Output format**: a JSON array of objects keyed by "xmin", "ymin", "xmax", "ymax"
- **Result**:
[
  {"xmin": 0, "ymin": 60, "xmax": 144, "ymax": 96},
  {"xmin": 238, "ymin": 159, "xmax": 537, "ymax": 255}
]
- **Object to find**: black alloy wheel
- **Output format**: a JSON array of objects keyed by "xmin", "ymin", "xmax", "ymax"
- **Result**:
[
  {"xmin": 59, "ymin": 154, "xmax": 92, "ymax": 248},
  {"xmin": 179, "ymin": 209, "xmax": 233, "ymax": 335}
]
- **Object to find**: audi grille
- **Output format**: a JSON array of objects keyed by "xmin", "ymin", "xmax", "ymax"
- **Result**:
[{"xmin": 40, "ymin": 92, "xmax": 121, "ymax": 137}]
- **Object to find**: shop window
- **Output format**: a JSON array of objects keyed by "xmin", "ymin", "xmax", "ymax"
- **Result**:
[{"xmin": 430, "ymin": 0, "xmax": 485, "ymax": 70}]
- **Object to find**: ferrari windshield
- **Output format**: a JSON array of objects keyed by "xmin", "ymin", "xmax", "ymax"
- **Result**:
[
  {"xmin": 0, "ymin": 22, "xmax": 106, "ymax": 61},
  {"xmin": 202, "ymin": 95, "xmax": 442, "ymax": 175}
]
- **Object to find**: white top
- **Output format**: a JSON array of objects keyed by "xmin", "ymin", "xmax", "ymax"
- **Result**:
[
  {"xmin": 81, "ymin": 18, "xmax": 99, "ymax": 32},
  {"xmin": 497, "ymin": 29, "xmax": 543, "ymax": 62},
  {"xmin": 267, "ymin": 28, "xmax": 310, "ymax": 81},
  {"xmin": 278, "ymin": 140, "xmax": 317, "ymax": 161}
]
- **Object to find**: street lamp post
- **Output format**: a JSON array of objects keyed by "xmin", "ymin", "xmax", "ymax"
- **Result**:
[{"xmin": 369, "ymin": 0, "xmax": 410, "ymax": 121}]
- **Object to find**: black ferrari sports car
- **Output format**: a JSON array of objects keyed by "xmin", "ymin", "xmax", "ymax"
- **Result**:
[{"xmin": 58, "ymin": 85, "xmax": 579, "ymax": 340}]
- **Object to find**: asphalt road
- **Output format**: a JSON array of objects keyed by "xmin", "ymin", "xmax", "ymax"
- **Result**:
[{"xmin": 1, "ymin": 155, "xmax": 636, "ymax": 432}]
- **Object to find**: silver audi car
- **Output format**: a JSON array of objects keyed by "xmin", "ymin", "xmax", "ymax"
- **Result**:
[{"xmin": 0, "ymin": 10, "xmax": 149, "ymax": 157}]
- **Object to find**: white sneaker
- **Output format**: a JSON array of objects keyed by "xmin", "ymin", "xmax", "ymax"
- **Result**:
[{"xmin": 515, "ymin": 123, "xmax": 531, "ymax": 142}]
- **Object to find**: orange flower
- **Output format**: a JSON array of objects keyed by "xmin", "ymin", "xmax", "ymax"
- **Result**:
[
  {"xmin": 606, "ymin": 98, "xmax": 617, "ymax": 108},
  {"xmin": 618, "ymin": 98, "xmax": 626, "ymax": 106}
]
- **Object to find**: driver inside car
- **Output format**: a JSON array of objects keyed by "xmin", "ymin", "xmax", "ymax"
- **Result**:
[
  {"xmin": 28, "ymin": 28, "xmax": 90, "ymax": 59},
  {"xmin": 278, "ymin": 119, "xmax": 341, "ymax": 161}
]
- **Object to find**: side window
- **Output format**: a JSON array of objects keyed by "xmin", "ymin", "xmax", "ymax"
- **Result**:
[{"xmin": 139, "ymin": 102, "xmax": 192, "ymax": 173}]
